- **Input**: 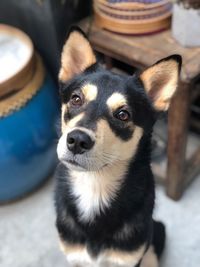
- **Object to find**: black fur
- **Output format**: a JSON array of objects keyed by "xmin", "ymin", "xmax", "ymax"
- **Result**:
[
  {"xmin": 54, "ymin": 38, "xmax": 181, "ymax": 265},
  {"xmin": 152, "ymin": 221, "xmax": 166, "ymax": 259},
  {"xmin": 55, "ymin": 66, "xmax": 163, "ymax": 265}
]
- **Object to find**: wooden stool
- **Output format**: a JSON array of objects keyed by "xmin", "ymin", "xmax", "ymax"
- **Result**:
[{"xmin": 80, "ymin": 18, "xmax": 200, "ymax": 200}]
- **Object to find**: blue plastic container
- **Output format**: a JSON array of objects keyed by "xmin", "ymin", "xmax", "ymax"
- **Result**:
[{"xmin": 0, "ymin": 56, "xmax": 59, "ymax": 202}]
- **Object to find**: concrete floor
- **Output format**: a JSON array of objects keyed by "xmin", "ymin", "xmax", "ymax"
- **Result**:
[
  {"xmin": 154, "ymin": 177, "xmax": 200, "ymax": 267},
  {"xmin": 0, "ymin": 174, "xmax": 200, "ymax": 267}
]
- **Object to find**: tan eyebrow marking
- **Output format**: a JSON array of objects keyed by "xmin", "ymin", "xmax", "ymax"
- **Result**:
[
  {"xmin": 106, "ymin": 92, "xmax": 127, "ymax": 111},
  {"xmin": 81, "ymin": 83, "xmax": 98, "ymax": 102}
]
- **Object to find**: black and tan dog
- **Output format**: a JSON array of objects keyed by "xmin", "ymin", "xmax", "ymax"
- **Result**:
[{"xmin": 55, "ymin": 27, "xmax": 181, "ymax": 267}]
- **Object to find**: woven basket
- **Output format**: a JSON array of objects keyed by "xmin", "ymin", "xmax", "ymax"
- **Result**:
[
  {"xmin": 0, "ymin": 24, "xmax": 35, "ymax": 98},
  {"xmin": 94, "ymin": 0, "xmax": 172, "ymax": 34},
  {"xmin": 0, "ymin": 53, "xmax": 45, "ymax": 118},
  {"xmin": 95, "ymin": 1, "xmax": 171, "ymax": 16},
  {"xmin": 98, "ymin": 0, "xmax": 170, "ymax": 9}
]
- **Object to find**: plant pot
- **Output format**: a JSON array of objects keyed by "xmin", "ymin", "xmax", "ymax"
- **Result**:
[
  {"xmin": 172, "ymin": 3, "xmax": 200, "ymax": 47},
  {"xmin": 0, "ymin": 25, "xmax": 59, "ymax": 202},
  {"xmin": 0, "ymin": 0, "xmax": 92, "ymax": 79}
]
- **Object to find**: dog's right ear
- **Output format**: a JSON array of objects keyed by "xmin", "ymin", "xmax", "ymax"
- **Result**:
[
  {"xmin": 59, "ymin": 27, "xmax": 96, "ymax": 82},
  {"xmin": 140, "ymin": 55, "xmax": 182, "ymax": 111}
]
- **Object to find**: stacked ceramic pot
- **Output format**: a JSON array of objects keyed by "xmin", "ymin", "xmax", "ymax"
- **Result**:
[
  {"xmin": 94, "ymin": 0, "xmax": 172, "ymax": 34},
  {"xmin": 0, "ymin": 25, "xmax": 59, "ymax": 202}
]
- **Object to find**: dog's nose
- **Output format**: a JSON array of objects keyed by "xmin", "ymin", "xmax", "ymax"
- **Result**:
[{"xmin": 67, "ymin": 130, "xmax": 94, "ymax": 154}]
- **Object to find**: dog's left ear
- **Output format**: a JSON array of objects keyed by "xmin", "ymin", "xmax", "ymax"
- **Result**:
[
  {"xmin": 59, "ymin": 26, "xmax": 96, "ymax": 82},
  {"xmin": 140, "ymin": 55, "xmax": 182, "ymax": 111}
]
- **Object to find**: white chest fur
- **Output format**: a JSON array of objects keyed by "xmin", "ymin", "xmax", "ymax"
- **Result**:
[{"xmin": 69, "ymin": 163, "xmax": 127, "ymax": 223}]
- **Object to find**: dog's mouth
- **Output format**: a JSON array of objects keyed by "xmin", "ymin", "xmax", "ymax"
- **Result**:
[
  {"xmin": 66, "ymin": 159, "xmax": 83, "ymax": 168},
  {"xmin": 57, "ymin": 139, "xmax": 113, "ymax": 171},
  {"xmin": 63, "ymin": 156, "xmax": 109, "ymax": 172}
]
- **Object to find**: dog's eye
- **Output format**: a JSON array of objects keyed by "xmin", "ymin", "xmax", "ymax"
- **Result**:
[
  {"xmin": 115, "ymin": 110, "xmax": 130, "ymax": 121},
  {"xmin": 70, "ymin": 94, "xmax": 83, "ymax": 107}
]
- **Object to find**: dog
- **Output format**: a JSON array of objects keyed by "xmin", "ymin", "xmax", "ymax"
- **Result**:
[{"xmin": 55, "ymin": 26, "xmax": 182, "ymax": 267}]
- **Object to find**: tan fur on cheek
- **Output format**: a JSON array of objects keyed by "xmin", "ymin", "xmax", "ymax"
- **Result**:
[
  {"xmin": 67, "ymin": 113, "xmax": 85, "ymax": 129},
  {"xmin": 96, "ymin": 120, "xmax": 143, "ymax": 162},
  {"xmin": 61, "ymin": 107, "xmax": 84, "ymax": 133}
]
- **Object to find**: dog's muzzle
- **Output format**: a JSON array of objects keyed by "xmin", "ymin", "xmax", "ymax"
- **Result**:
[{"xmin": 67, "ymin": 129, "xmax": 95, "ymax": 155}]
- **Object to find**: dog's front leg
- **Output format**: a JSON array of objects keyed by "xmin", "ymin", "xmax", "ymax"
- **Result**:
[
  {"xmin": 97, "ymin": 244, "xmax": 146, "ymax": 267},
  {"xmin": 59, "ymin": 239, "xmax": 94, "ymax": 267}
]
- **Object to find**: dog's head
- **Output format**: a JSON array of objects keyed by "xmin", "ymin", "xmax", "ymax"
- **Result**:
[{"xmin": 57, "ymin": 27, "xmax": 182, "ymax": 172}]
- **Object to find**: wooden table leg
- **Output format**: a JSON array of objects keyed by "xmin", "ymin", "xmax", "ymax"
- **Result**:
[{"xmin": 167, "ymin": 82, "xmax": 191, "ymax": 200}]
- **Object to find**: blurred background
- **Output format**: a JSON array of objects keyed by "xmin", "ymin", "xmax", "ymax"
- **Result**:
[{"xmin": 0, "ymin": 1, "xmax": 199, "ymax": 267}]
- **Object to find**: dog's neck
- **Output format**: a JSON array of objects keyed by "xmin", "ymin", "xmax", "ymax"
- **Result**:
[{"xmin": 68, "ymin": 161, "xmax": 129, "ymax": 223}]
